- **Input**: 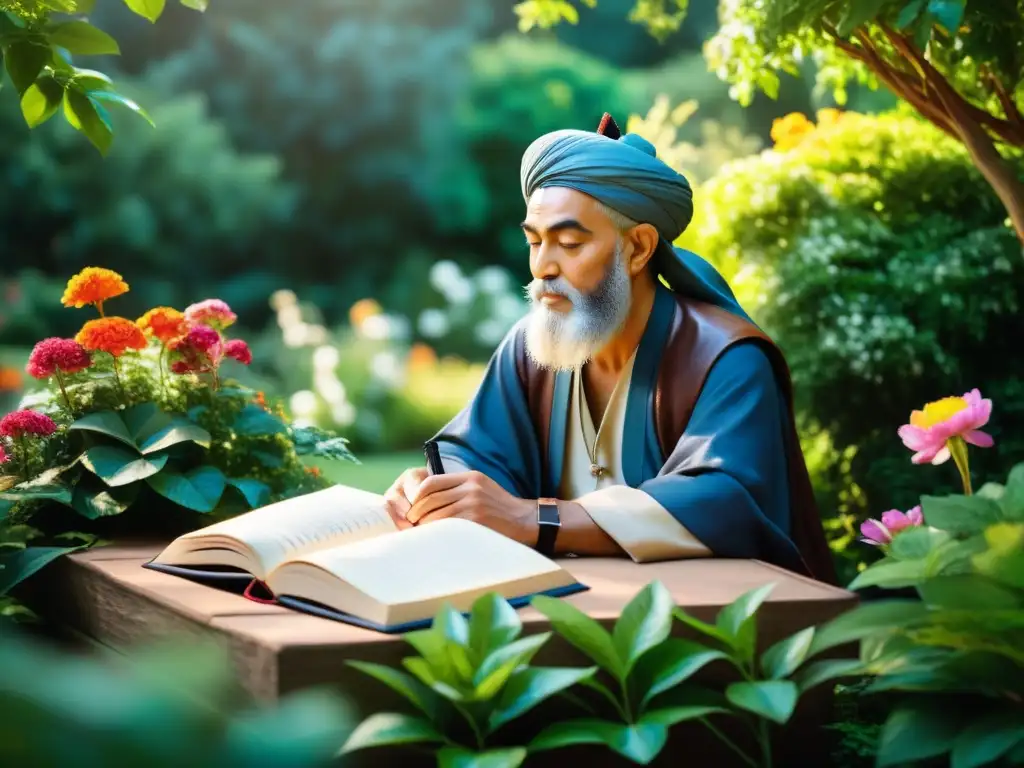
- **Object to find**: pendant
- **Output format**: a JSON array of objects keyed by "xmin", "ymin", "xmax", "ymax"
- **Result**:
[{"xmin": 590, "ymin": 463, "xmax": 605, "ymax": 478}]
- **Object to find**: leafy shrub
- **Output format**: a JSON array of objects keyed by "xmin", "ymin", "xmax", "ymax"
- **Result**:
[{"xmin": 688, "ymin": 108, "xmax": 1024, "ymax": 574}]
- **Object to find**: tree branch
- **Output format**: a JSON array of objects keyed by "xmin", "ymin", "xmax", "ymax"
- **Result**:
[{"xmin": 982, "ymin": 65, "xmax": 1024, "ymax": 131}]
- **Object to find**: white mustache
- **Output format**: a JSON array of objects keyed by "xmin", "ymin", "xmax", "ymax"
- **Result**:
[{"xmin": 524, "ymin": 278, "xmax": 581, "ymax": 304}]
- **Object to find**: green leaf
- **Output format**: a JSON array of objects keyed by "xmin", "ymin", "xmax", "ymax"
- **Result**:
[
  {"xmin": 4, "ymin": 40, "xmax": 49, "ymax": 94},
  {"xmin": 136, "ymin": 418, "xmax": 211, "ymax": 454},
  {"xmin": 927, "ymin": 0, "xmax": 964, "ymax": 33},
  {"xmin": 877, "ymin": 704, "xmax": 963, "ymax": 766},
  {"xmin": 889, "ymin": 526, "xmax": 951, "ymax": 560},
  {"xmin": 613, "ymin": 580, "xmax": 675, "ymax": 673},
  {"xmin": 488, "ymin": 666, "xmax": 596, "ymax": 732},
  {"xmin": 951, "ymin": 711, "xmax": 1024, "ymax": 768},
  {"xmin": 468, "ymin": 592, "xmax": 522, "ymax": 665},
  {"xmin": 973, "ymin": 523, "xmax": 1024, "ymax": 590},
  {"xmin": 145, "ymin": 466, "xmax": 226, "ymax": 512},
  {"xmin": 836, "ymin": 0, "xmax": 888, "ymax": 36},
  {"xmin": 80, "ymin": 445, "xmax": 168, "ymax": 487},
  {"xmin": 725, "ymin": 680, "xmax": 798, "ymax": 725},
  {"xmin": 809, "ymin": 600, "xmax": 929, "ymax": 656},
  {"xmin": 123, "ymin": 0, "xmax": 166, "ymax": 22},
  {"xmin": 67, "ymin": 411, "xmax": 135, "ymax": 449},
  {"xmin": 921, "ymin": 494, "xmax": 1004, "ymax": 535},
  {"xmin": 71, "ymin": 68, "xmax": 114, "ymax": 92},
  {"xmin": 20, "ymin": 76, "xmax": 63, "ymax": 128},
  {"xmin": 641, "ymin": 686, "xmax": 730, "ymax": 726},
  {"xmin": 63, "ymin": 88, "xmax": 112, "ymax": 155},
  {"xmin": 473, "ymin": 633, "xmax": 550, "ymax": 698},
  {"xmin": 529, "ymin": 719, "xmax": 668, "ymax": 764},
  {"xmin": 672, "ymin": 607, "xmax": 733, "ymax": 647},
  {"xmin": 0, "ymin": 480, "xmax": 72, "ymax": 505},
  {"xmin": 438, "ymin": 747, "xmax": 527, "ymax": 768},
  {"xmin": 71, "ymin": 480, "xmax": 138, "ymax": 519},
  {"xmin": 340, "ymin": 712, "xmax": 443, "ymax": 754},
  {"xmin": 632, "ymin": 639, "xmax": 728, "ymax": 711},
  {"xmin": 121, "ymin": 402, "xmax": 164, "ymax": 444},
  {"xmin": 233, "ymin": 404, "xmax": 287, "ymax": 436},
  {"xmin": 760, "ymin": 626, "xmax": 815, "ymax": 680},
  {"xmin": 180, "ymin": 0, "xmax": 209, "ymax": 9},
  {"xmin": 91, "ymin": 89, "xmax": 154, "ymax": 127},
  {"xmin": 917, "ymin": 573, "xmax": 1024, "ymax": 610},
  {"xmin": 1001, "ymin": 463, "xmax": 1024, "ymax": 520},
  {"xmin": 847, "ymin": 557, "xmax": 927, "ymax": 590},
  {"xmin": 225, "ymin": 478, "xmax": 271, "ymax": 509},
  {"xmin": 531, "ymin": 594, "xmax": 622, "ymax": 678},
  {"xmin": 252, "ymin": 449, "xmax": 284, "ymax": 468},
  {"xmin": 791, "ymin": 658, "xmax": 863, "ymax": 693},
  {"xmin": 75, "ymin": 0, "xmax": 98, "ymax": 11},
  {"xmin": 978, "ymin": 482, "xmax": 1006, "ymax": 502},
  {"xmin": 0, "ymin": 545, "xmax": 81, "ymax": 595},
  {"xmin": 715, "ymin": 583, "xmax": 775, "ymax": 661},
  {"xmin": 346, "ymin": 661, "xmax": 441, "ymax": 721},
  {"xmin": 47, "ymin": 21, "xmax": 120, "ymax": 55},
  {"xmin": 896, "ymin": 0, "xmax": 926, "ymax": 28}
]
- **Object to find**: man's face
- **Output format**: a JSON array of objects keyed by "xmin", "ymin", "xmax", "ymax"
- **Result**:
[{"xmin": 520, "ymin": 187, "xmax": 633, "ymax": 371}]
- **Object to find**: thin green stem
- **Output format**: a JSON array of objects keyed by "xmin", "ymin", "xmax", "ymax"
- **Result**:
[
  {"xmin": 54, "ymin": 368, "xmax": 72, "ymax": 413},
  {"xmin": 948, "ymin": 437, "xmax": 973, "ymax": 495},
  {"xmin": 699, "ymin": 718, "xmax": 759, "ymax": 768},
  {"xmin": 621, "ymin": 677, "xmax": 634, "ymax": 723},
  {"xmin": 454, "ymin": 702, "xmax": 484, "ymax": 750},
  {"xmin": 757, "ymin": 719, "xmax": 773, "ymax": 768},
  {"xmin": 111, "ymin": 355, "xmax": 127, "ymax": 405},
  {"xmin": 584, "ymin": 678, "xmax": 630, "ymax": 722}
]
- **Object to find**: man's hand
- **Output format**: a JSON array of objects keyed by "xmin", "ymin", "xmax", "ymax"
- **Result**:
[
  {"xmin": 405, "ymin": 471, "xmax": 538, "ymax": 545},
  {"xmin": 383, "ymin": 467, "xmax": 428, "ymax": 530}
]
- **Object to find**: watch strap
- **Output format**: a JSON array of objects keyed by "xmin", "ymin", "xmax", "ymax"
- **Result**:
[{"xmin": 536, "ymin": 497, "xmax": 561, "ymax": 557}]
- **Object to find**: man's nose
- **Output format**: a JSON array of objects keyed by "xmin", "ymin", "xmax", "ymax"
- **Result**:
[{"xmin": 530, "ymin": 243, "xmax": 559, "ymax": 280}]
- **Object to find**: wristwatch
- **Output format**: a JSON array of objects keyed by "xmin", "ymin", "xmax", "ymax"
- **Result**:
[{"xmin": 536, "ymin": 497, "xmax": 561, "ymax": 557}]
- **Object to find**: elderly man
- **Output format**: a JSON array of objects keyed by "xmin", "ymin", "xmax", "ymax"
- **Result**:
[{"xmin": 385, "ymin": 114, "xmax": 834, "ymax": 582}]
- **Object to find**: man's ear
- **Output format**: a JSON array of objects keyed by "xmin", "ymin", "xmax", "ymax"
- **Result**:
[{"xmin": 626, "ymin": 223, "xmax": 660, "ymax": 276}]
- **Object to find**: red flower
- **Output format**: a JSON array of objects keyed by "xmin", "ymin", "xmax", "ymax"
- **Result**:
[
  {"xmin": 26, "ymin": 337, "xmax": 92, "ymax": 379},
  {"xmin": 224, "ymin": 339, "xmax": 252, "ymax": 365},
  {"xmin": 168, "ymin": 324, "xmax": 223, "ymax": 375},
  {"xmin": 0, "ymin": 444, "xmax": 8, "ymax": 465},
  {"xmin": 0, "ymin": 410, "xmax": 58, "ymax": 438}
]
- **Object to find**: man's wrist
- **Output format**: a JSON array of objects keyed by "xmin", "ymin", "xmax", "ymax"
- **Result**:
[{"xmin": 535, "ymin": 497, "xmax": 561, "ymax": 556}]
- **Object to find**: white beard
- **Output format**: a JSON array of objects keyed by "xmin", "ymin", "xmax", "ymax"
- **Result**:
[{"xmin": 523, "ymin": 243, "xmax": 632, "ymax": 372}]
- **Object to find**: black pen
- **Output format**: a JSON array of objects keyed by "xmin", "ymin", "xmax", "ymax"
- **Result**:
[{"xmin": 423, "ymin": 439, "xmax": 445, "ymax": 476}]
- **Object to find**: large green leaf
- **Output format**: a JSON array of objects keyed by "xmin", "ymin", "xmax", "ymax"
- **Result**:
[
  {"xmin": 346, "ymin": 661, "xmax": 441, "ymax": 721},
  {"xmin": 433, "ymin": 605, "xmax": 473, "ymax": 682},
  {"xmin": 0, "ymin": 478, "xmax": 73, "ymax": 506},
  {"xmin": 4, "ymin": 39, "xmax": 49, "ymax": 94},
  {"xmin": 1001, "ymin": 463, "xmax": 1024, "ymax": 521},
  {"xmin": 225, "ymin": 478, "xmax": 271, "ymax": 509},
  {"xmin": 0, "ymin": 545, "xmax": 81, "ymax": 595},
  {"xmin": 973, "ymin": 523, "xmax": 1024, "ymax": 590},
  {"xmin": 951, "ymin": 711, "xmax": 1024, "ymax": 768},
  {"xmin": 917, "ymin": 573, "xmax": 1024, "ymax": 610},
  {"xmin": 68, "ymin": 410, "xmax": 136, "ymax": 449},
  {"xmin": 233, "ymin": 404, "xmax": 287, "ymax": 436},
  {"xmin": 877, "ymin": 704, "xmax": 965, "ymax": 766},
  {"xmin": 715, "ymin": 583, "xmax": 775, "ymax": 661},
  {"xmin": 63, "ymin": 88, "xmax": 112, "ymax": 155},
  {"xmin": 673, "ymin": 607, "xmax": 740, "ymax": 648},
  {"xmin": 80, "ymin": 445, "xmax": 168, "ymax": 487},
  {"xmin": 791, "ymin": 658, "xmax": 863, "ymax": 693},
  {"xmin": 725, "ymin": 680, "xmax": 798, "ymax": 725},
  {"xmin": 808, "ymin": 600, "xmax": 929, "ymax": 656},
  {"xmin": 473, "ymin": 633, "xmax": 550, "ymax": 699},
  {"xmin": 91, "ymin": 89, "xmax": 154, "ymax": 126},
  {"xmin": 927, "ymin": 0, "xmax": 965, "ymax": 34},
  {"xmin": 488, "ymin": 666, "xmax": 596, "ymax": 732},
  {"xmin": 760, "ymin": 626, "xmax": 815, "ymax": 680},
  {"xmin": 921, "ymin": 494, "xmax": 1004, "ymax": 535},
  {"xmin": 631, "ymin": 639, "xmax": 728, "ymax": 711},
  {"xmin": 123, "ymin": 0, "xmax": 166, "ymax": 22},
  {"xmin": 438, "ymin": 747, "xmax": 527, "ymax": 768},
  {"xmin": 137, "ymin": 418, "xmax": 211, "ymax": 454},
  {"xmin": 531, "ymin": 594, "xmax": 622, "ymax": 678},
  {"xmin": 889, "ymin": 526, "xmax": 951, "ymax": 561},
  {"xmin": 404, "ymin": 627, "xmax": 464, "ymax": 688},
  {"xmin": 847, "ymin": 558, "xmax": 927, "ymax": 590},
  {"xmin": 530, "ymin": 719, "xmax": 668, "ymax": 764},
  {"xmin": 641, "ymin": 686, "xmax": 730, "ymax": 726},
  {"xmin": 897, "ymin": 0, "xmax": 927, "ymax": 27},
  {"xmin": 47, "ymin": 21, "xmax": 119, "ymax": 55},
  {"xmin": 835, "ymin": 0, "xmax": 888, "ymax": 35},
  {"xmin": 122, "ymin": 402, "xmax": 166, "ymax": 444},
  {"xmin": 71, "ymin": 479, "xmax": 138, "ymax": 519},
  {"xmin": 339, "ymin": 712, "xmax": 443, "ymax": 754},
  {"xmin": 612, "ymin": 580, "xmax": 674, "ymax": 674},
  {"xmin": 468, "ymin": 592, "xmax": 522, "ymax": 665},
  {"xmin": 145, "ymin": 466, "xmax": 226, "ymax": 512},
  {"xmin": 20, "ymin": 76, "xmax": 63, "ymax": 128}
]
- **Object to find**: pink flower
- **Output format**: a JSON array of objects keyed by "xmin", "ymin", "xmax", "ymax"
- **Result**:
[
  {"xmin": 184, "ymin": 299, "xmax": 237, "ymax": 331},
  {"xmin": 0, "ymin": 410, "xmax": 58, "ymax": 438},
  {"xmin": 168, "ymin": 324, "xmax": 223, "ymax": 375},
  {"xmin": 26, "ymin": 337, "xmax": 92, "ymax": 379},
  {"xmin": 0, "ymin": 444, "xmax": 8, "ymax": 465},
  {"xmin": 897, "ymin": 389, "xmax": 993, "ymax": 465},
  {"xmin": 860, "ymin": 505, "xmax": 924, "ymax": 546},
  {"xmin": 224, "ymin": 339, "xmax": 252, "ymax": 365}
]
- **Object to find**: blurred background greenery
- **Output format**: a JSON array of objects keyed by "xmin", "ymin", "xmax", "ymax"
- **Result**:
[{"xmin": 2, "ymin": 0, "xmax": 1021, "ymax": 589}]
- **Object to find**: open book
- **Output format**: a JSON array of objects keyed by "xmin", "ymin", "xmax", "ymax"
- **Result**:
[{"xmin": 145, "ymin": 483, "xmax": 585, "ymax": 632}]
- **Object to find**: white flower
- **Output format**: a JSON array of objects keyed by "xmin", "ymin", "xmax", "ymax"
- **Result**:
[
  {"xmin": 475, "ymin": 266, "xmax": 510, "ymax": 294},
  {"xmin": 370, "ymin": 351, "xmax": 404, "ymax": 388},
  {"xmin": 429, "ymin": 260, "xmax": 462, "ymax": 291},
  {"xmin": 360, "ymin": 314, "xmax": 391, "ymax": 340},
  {"xmin": 418, "ymin": 308, "xmax": 449, "ymax": 338},
  {"xmin": 289, "ymin": 390, "xmax": 319, "ymax": 418},
  {"xmin": 270, "ymin": 289, "xmax": 297, "ymax": 311},
  {"xmin": 312, "ymin": 345, "xmax": 340, "ymax": 371}
]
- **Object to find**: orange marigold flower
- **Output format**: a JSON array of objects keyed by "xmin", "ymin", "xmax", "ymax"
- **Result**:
[
  {"xmin": 407, "ymin": 342, "xmax": 437, "ymax": 371},
  {"xmin": 0, "ymin": 366, "xmax": 21, "ymax": 391},
  {"xmin": 76, "ymin": 317, "xmax": 147, "ymax": 357},
  {"xmin": 61, "ymin": 267, "xmax": 129, "ymax": 310},
  {"xmin": 770, "ymin": 112, "xmax": 815, "ymax": 151},
  {"xmin": 349, "ymin": 298, "xmax": 382, "ymax": 329},
  {"xmin": 137, "ymin": 307, "xmax": 189, "ymax": 345}
]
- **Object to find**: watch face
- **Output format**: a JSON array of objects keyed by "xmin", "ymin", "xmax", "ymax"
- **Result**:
[{"xmin": 538, "ymin": 501, "xmax": 560, "ymax": 526}]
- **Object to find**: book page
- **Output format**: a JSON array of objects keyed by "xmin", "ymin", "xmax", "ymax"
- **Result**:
[
  {"xmin": 178, "ymin": 484, "xmax": 396, "ymax": 574},
  {"xmin": 279, "ymin": 518, "xmax": 573, "ymax": 618}
]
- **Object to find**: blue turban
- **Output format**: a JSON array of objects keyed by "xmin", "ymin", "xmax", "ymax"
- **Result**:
[{"xmin": 520, "ymin": 127, "xmax": 751, "ymax": 322}]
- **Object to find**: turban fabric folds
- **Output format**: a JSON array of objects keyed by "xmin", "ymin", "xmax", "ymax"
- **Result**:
[{"xmin": 520, "ymin": 113, "xmax": 751, "ymax": 322}]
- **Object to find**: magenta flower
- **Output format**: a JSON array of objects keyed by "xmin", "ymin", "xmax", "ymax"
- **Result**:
[
  {"xmin": 860, "ymin": 505, "xmax": 924, "ymax": 546},
  {"xmin": 0, "ymin": 444, "xmax": 8, "ymax": 465},
  {"xmin": 0, "ymin": 410, "xmax": 58, "ymax": 439},
  {"xmin": 224, "ymin": 339, "xmax": 252, "ymax": 365},
  {"xmin": 185, "ymin": 299, "xmax": 237, "ymax": 331},
  {"xmin": 897, "ymin": 389, "xmax": 993, "ymax": 466},
  {"xmin": 26, "ymin": 338, "xmax": 92, "ymax": 379},
  {"xmin": 168, "ymin": 324, "xmax": 224, "ymax": 375}
]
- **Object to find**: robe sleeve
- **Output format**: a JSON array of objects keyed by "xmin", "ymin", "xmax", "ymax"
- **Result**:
[
  {"xmin": 579, "ymin": 342, "xmax": 803, "ymax": 569},
  {"xmin": 430, "ymin": 323, "xmax": 541, "ymax": 499}
]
